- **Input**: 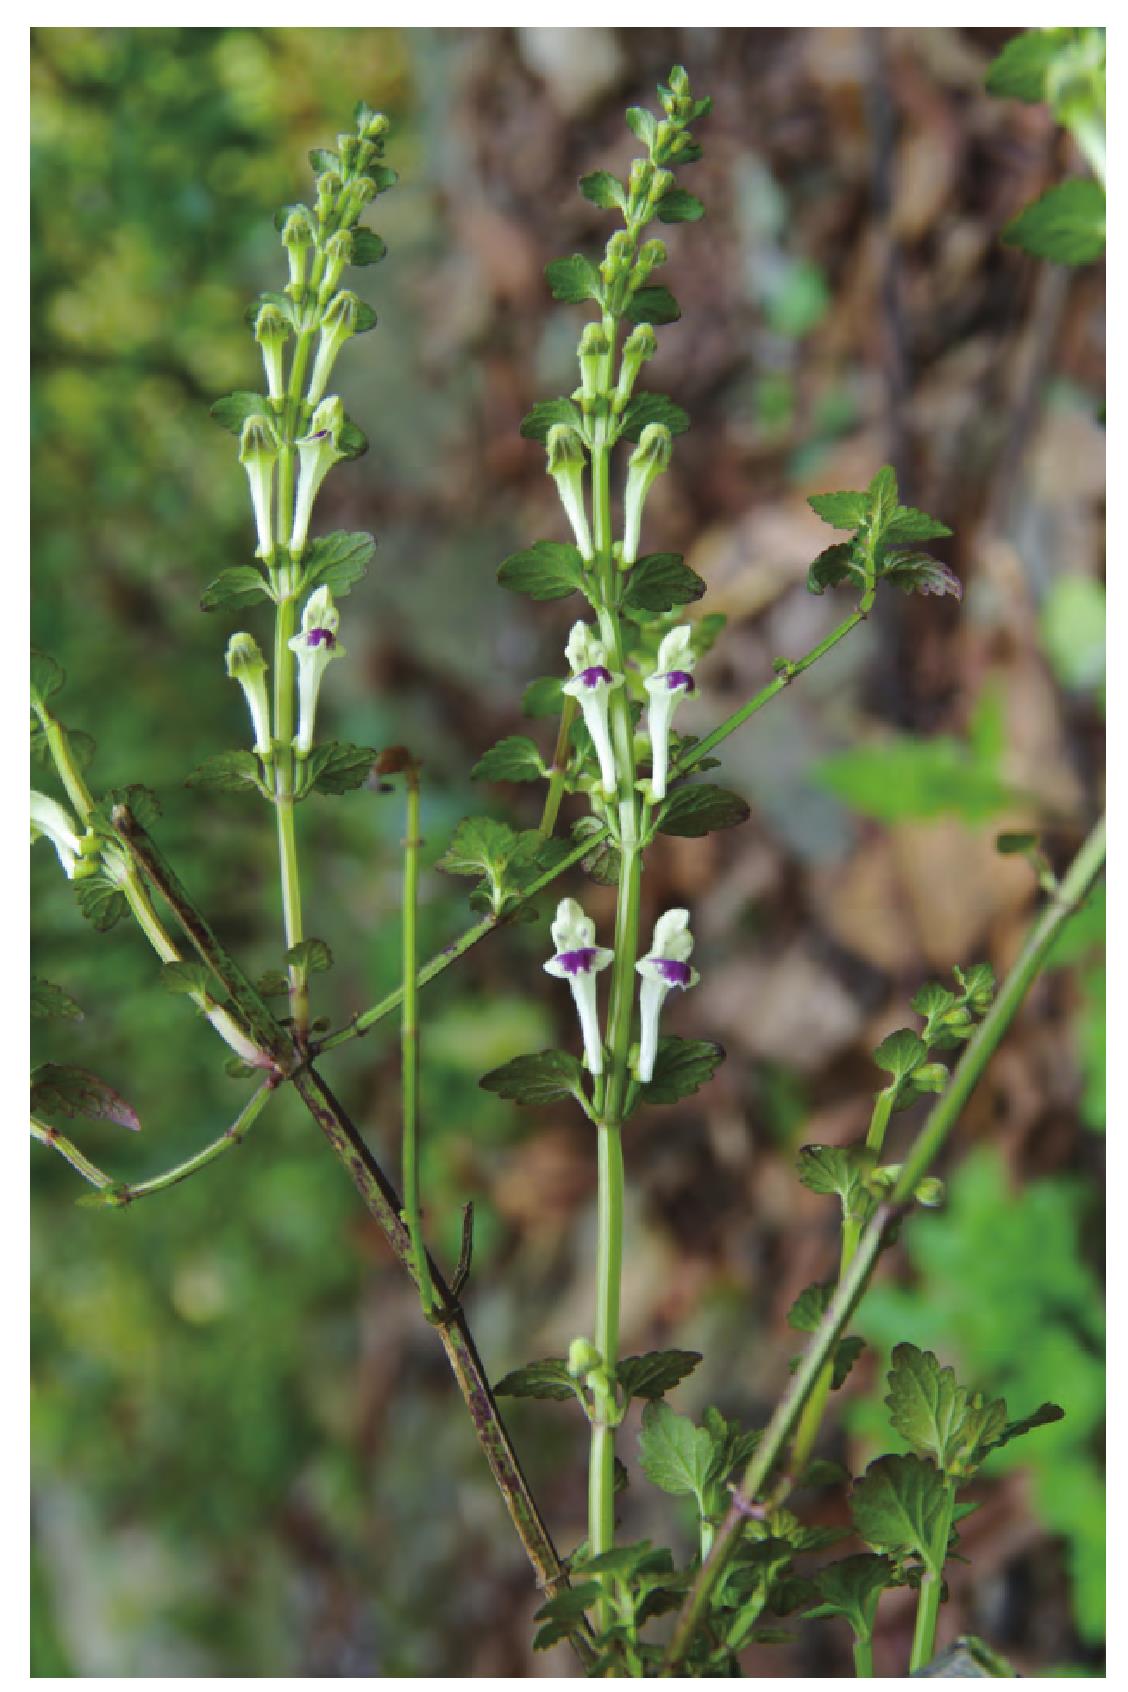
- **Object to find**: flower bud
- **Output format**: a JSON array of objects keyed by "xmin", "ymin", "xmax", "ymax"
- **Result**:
[
  {"xmin": 629, "ymin": 238, "xmax": 667, "ymax": 293},
  {"xmin": 568, "ymin": 1337, "xmax": 603, "ymax": 1379},
  {"xmin": 357, "ymin": 108, "xmax": 390, "ymax": 143},
  {"xmin": 254, "ymin": 302, "xmax": 291, "ymax": 403},
  {"xmin": 316, "ymin": 170, "xmax": 342, "ymax": 224},
  {"xmin": 628, "ymin": 157, "xmax": 655, "ymax": 206},
  {"xmin": 307, "ymin": 290, "xmax": 362, "ymax": 406},
  {"xmin": 544, "ymin": 897, "xmax": 613, "ymax": 1076},
  {"xmin": 291, "ymin": 396, "xmax": 346, "ymax": 554},
  {"xmin": 339, "ymin": 175, "xmax": 377, "ymax": 228},
  {"xmin": 320, "ymin": 229, "xmax": 354, "ymax": 298},
  {"xmin": 600, "ymin": 229, "xmax": 635, "ymax": 287},
  {"xmin": 287, "ymin": 586, "xmax": 345, "ymax": 757},
  {"xmin": 238, "ymin": 414, "xmax": 281, "ymax": 561},
  {"xmin": 545, "ymin": 424, "xmax": 592, "ymax": 560},
  {"xmin": 668, "ymin": 65, "xmax": 691, "ymax": 97},
  {"xmin": 225, "ymin": 633, "xmax": 272, "ymax": 757},
  {"xmin": 623, "ymin": 422, "xmax": 673, "ymax": 565},
  {"xmin": 614, "ymin": 322, "xmax": 657, "ymax": 411},
  {"xmin": 578, "ymin": 322, "xmax": 611, "ymax": 403},
  {"xmin": 281, "ymin": 206, "xmax": 316, "ymax": 293},
  {"xmin": 914, "ymin": 1177, "xmax": 946, "ymax": 1209},
  {"xmin": 635, "ymin": 909, "xmax": 699, "ymax": 1083},
  {"xmin": 337, "ymin": 133, "xmax": 360, "ymax": 175}
]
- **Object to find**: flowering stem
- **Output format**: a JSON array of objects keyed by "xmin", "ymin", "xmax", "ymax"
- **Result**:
[
  {"xmin": 273, "ymin": 591, "xmax": 309, "ymax": 1046},
  {"xmin": 401, "ymin": 762, "xmax": 436, "ymax": 1314}
]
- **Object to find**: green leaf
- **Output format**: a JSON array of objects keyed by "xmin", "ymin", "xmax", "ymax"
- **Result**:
[
  {"xmin": 185, "ymin": 750, "xmax": 267, "ymax": 795},
  {"xmin": 873, "ymin": 1028, "xmax": 927, "ymax": 1087},
  {"xmin": 618, "ymin": 1350, "xmax": 703, "ymax": 1402},
  {"xmin": 882, "ymin": 552, "xmax": 962, "ymax": 601},
  {"xmin": 796, "ymin": 1143, "xmax": 874, "ymax": 1213},
  {"xmin": 807, "ymin": 542, "xmax": 861, "ymax": 595},
  {"xmin": 803, "ymin": 1554, "xmax": 895, "ymax": 1644},
  {"xmin": 656, "ymin": 188, "xmax": 705, "ymax": 223},
  {"xmin": 255, "ymin": 970, "xmax": 290, "ymax": 999},
  {"xmin": 298, "ymin": 530, "xmax": 376, "ymax": 597},
  {"xmin": 985, "ymin": 28, "xmax": 1073, "ymax": 102},
  {"xmin": 885, "ymin": 1344, "xmax": 1007, "ymax": 1478},
  {"xmin": 471, "ymin": 735, "xmax": 546, "ymax": 784},
  {"xmin": 850, "ymin": 1453, "xmax": 950, "ymax": 1573},
  {"xmin": 623, "ymin": 553, "xmax": 707, "ymax": 613},
  {"xmin": 867, "ymin": 465, "xmax": 900, "ymax": 537},
  {"xmin": 31, "ymin": 1063, "xmax": 140, "ymax": 1132},
  {"xmin": 308, "ymin": 146, "xmax": 339, "ymax": 174},
  {"xmin": 30, "ymin": 650, "xmax": 65, "ymax": 710},
  {"xmin": 199, "ymin": 565, "xmax": 273, "ymax": 613},
  {"xmin": 624, "ymin": 285, "xmax": 681, "ymax": 326},
  {"xmin": 531, "ymin": 1583, "xmax": 601, "ymax": 1650},
  {"xmin": 656, "ymin": 784, "xmax": 750, "ymax": 837},
  {"xmin": 625, "ymin": 105, "xmax": 658, "ymax": 148},
  {"xmin": 519, "ymin": 397, "xmax": 585, "ymax": 443},
  {"xmin": 493, "ymin": 1358, "xmax": 578, "ymax": 1403},
  {"xmin": 286, "ymin": 938, "xmax": 333, "ymax": 976},
  {"xmin": 159, "ymin": 961, "xmax": 212, "ymax": 998},
  {"xmin": 617, "ymin": 393, "xmax": 690, "ymax": 441},
  {"xmin": 498, "ymin": 539, "xmax": 587, "ymax": 601},
  {"xmin": 911, "ymin": 983, "xmax": 958, "ymax": 1022},
  {"xmin": 832, "ymin": 1336, "xmax": 866, "ymax": 1391},
  {"xmin": 479, "ymin": 1049, "xmax": 586, "ymax": 1106},
  {"xmin": 807, "ymin": 490, "xmax": 869, "ymax": 530},
  {"xmin": 209, "ymin": 391, "xmax": 268, "ymax": 434},
  {"xmin": 578, "ymin": 170, "xmax": 626, "ymax": 211},
  {"xmin": 522, "ymin": 675, "xmax": 565, "ymax": 718},
  {"xmin": 301, "ymin": 741, "xmax": 376, "ymax": 795},
  {"xmin": 787, "ymin": 1281, "xmax": 833, "ymax": 1333},
  {"xmin": 980, "ymin": 1402, "xmax": 1064, "ymax": 1459},
  {"xmin": 74, "ymin": 875, "xmax": 127, "ymax": 933},
  {"xmin": 637, "ymin": 1037, "xmax": 725, "ymax": 1107},
  {"xmin": 882, "ymin": 508, "xmax": 953, "ymax": 545},
  {"xmin": 350, "ymin": 228, "xmax": 387, "ymax": 265},
  {"xmin": 437, "ymin": 815, "xmax": 518, "ymax": 880},
  {"xmin": 545, "ymin": 253, "xmax": 603, "ymax": 304},
  {"xmin": 337, "ymin": 418, "xmax": 369, "ymax": 459},
  {"xmin": 1003, "ymin": 179, "xmax": 1105, "ymax": 265},
  {"xmin": 638, "ymin": 1400, "xmax": 717, "ymax": 1503},
  {"xmin": 30, "ymin": 977, "xmax": 83, "ymax": 1021}
]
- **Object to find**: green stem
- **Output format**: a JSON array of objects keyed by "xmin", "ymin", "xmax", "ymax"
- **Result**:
[
  {"xmin": 77, "ymin": 1082, "xmax": 277, "ymax": 1208},
  {"xmin": 401, "ymin": 765, "xmax": 435, "ymax": 1314},
  {"xmin": 853, "ymin": 1637, "xmax": 875, "ymax": 1678},
  {"xmin": 273, "ymin": 592, "xmax": 309, "ymax": 1045},
  {"xmin": 538, "ymin": 695, "xmax": 578, "ymax": 838},
  {"xmin": 909, "ymin": 1482, "xmax": 955, "ymax": 1673},
  {"xmin": 31, "ymin": 1117, "xmax": 113, "ymax": 1189}
]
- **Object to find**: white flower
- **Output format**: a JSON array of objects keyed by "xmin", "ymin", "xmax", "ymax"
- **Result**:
[
  {"xmin": 544, "ymin": 897, "xmax": 613, "ymax": 1076},
  {"xmin": 225, "ymin": 633, "xmax": 272, "ymax": 756},
  {"xmin": 562, "ymin": 621, "xmax": 623, "ymax": 798},
  {"xmin": 635, "ymin": 908, "xmax": 699, "ymax": 1083},
  {"xmin": 288, "ymin": 586, "xmax": 345, "ymax": 756},
  {"xmin": 622, "ymin": 422, "xmax": 672, "ymax": 566},
  {"xmin": 545, "ymin": 425, "xmax": 593, "ymax": 561},
  {"xmin": 644, "ymin": 624, "xmax": 697, "ymax": 800},
  {"xmin": 290, "ymin": 396, "xmax": 347, "ymax": 555},
  {"xmin": 238, "ymin": 414, "xmax": 281, "ymax": 561},
  {"xmin": 30, "ymin": 791, "xmax": 84, "ymax": 880}
]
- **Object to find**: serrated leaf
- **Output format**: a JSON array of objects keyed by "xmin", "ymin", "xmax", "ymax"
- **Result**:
[
  {"xmin": 200, "ymin": 566, "xmax": 273, "ymax": 613},
  {"xmin": 578, "ymin": 169, "xmax": 625, "ymax": 211},
  {"xmin": 638, "ymin": 1400, "xmax": 717, "ymax": 1503},
  {"xmin": 617, "ymin": 392, "xmax": 690, "ymax": 442},
  {"xmin": 867, "ymin": 465, "xmax": 900, "ymax": 537},
  {"xmin": 873, "ymin": 1028, "xmax": 927, "ymax": 1085},
  {"xmin": 493, "ymin": 1357, "xmax": 578, "ymax": 1402},
  {"xmin": 302, "ymin": 741, "xmax": 376, "ymax": 795},
  {"xmin": 437, "ymin": 815, "xmax": 518, "ymax": 880},
  {"xmin": 882, "ymin": 507, "xmax": 953, "ymax": 545},
  {"xmin": 1003, "ymin": 179, "xmax": 1105, "ymax": 265},
  {"xmin": 31, "ymin": 1063, "xmax": 140, "ymax": 1132},
  {"xmin": 185, "ymin": 750, "xmax": 266, "ymax": 795},
  {"xmin": 953, "ymin": 962, "xmax": 995, "ymax": 1004},
  {"xmin": 545, "ymin": 253, "xmax": 603, "ymax": 305},
  {"xmin": 885, "ymin": 1344, "xmax": 1007, "ymax": 1478},
  {"xmin": 532, "ymin": 1582, "xmax": 601, "ymax": 1649},
  {"xmin": 807, "ymin": 490, "xmax": 869, "ymax": 530},
  {"xmin": 159, "ymin": 961, "xmax": 212, "ymax": 998},
  {"xmin": 471, "ymin": 735, "xmax": 546, "ymax": 784},
  {"xmin": 255, "ymin": 970, "xmax": 290, "ymax": 999},
  {"xmin": 803, "ymin": 1554, "xmax": 895, "ymax": 1643},
  {"xmin": 832, "ymin": 1336, "xmax": 865, "ymax": 1391},
  {"xmin": 850, "ymin": 1453, "xmax": 950, "ymax": 1573},
  {"xmin": 985, "ymin": 28, "xmax": 1074, "ymax": 102},
  {"xmin": 656, "ymin": 784, "xmax": 750, "ymax": 837},
  {"xmin": 624, "ymin": 285, "xmax": 681, "ymax": 326},
  {"xmin": 31, "ymin": 977, "xmax": 83, "ymax": 1021},
  {"xmin": 498, "ymin": 540, "xmax": 587, "ymax": 602},
  {"xmin": 978, "ymin": 1402, "xmax": 1064, "ymax": 1459},
  {"xmin": 209, "ymin": 391, "xmax": 268, "ymax": 434},
  {"xmin": 623, "ymin": 553, "xmax": 707, "ymax": 613},
  {"xmin": 350, "ymin": 228, "xmax": 387, "ymax": 265},
  {"xmin": 618, "ymin": 1350, "xmax": 703, "ymax": 1402},
  {"xmin": 30, "ymin": 650, "xmax": 65, "ymax": 710},
  {"xmin": 637, "ymin": 1037, "xmax": 724, "ymax": 1107},
  {"xmin": 882, "ymin": 551, "xmax": 962, "ymax": 601},
  {"xmin": 807, "ymin": 542, "xmax": 861, "ymax": 596},
  {"xmin": 787, "ymin": 1281, "xmax": 833, "ymax": 1333},
  {"xmin": 479, "ymin": 1049, "xmax": 585, "ymax": 1106},
  {"xmin": 286, "ymin": 937, "xmax": 333, "ymax": 977},
  {"xmin": 911, "ymin": 982, "xmax": 959, "ymax": 1021},
  {"xmin": 74, "ymin": 875, "xmax": 127, "ymax": 933},
  {"xmin": 656, "ymin": 188, "xmax": 705, "ymax": 223},
  {"xmin": 796, "ymin": 1143, "xmax": 874, "ymax": 1210},
  {"xmin": 522, "ymin": 675, "xmax": 565, "ymax": 718},
  {"xmin": 298, "ymin": 530, "xmax": 376, "ymax": 597},
  {"xmin": 519, "ymin": 397, "xmax": 585, "ymax": 443}
]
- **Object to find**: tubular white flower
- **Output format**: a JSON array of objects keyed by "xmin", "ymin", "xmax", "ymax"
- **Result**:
[
  {"xmin": 622, "ymin": 422, "xmax": 672, "ymax": 566},
  {"xmin": 254, "ymin": 303, "xmax": 291, "ymax": 404},
  {"xmin": 291, "ymin": 396, "xmax": 347, "ymax": 555},
  {"xmin": 225, "ymin": 633, "xmax": 272, "ymax": 756},
  {"xmin": 307, "ymin": 290, "xmax": 362, "ymax": 407},
  {"xmin": 635, "ymin": 908, "xmax": 699, "ymax": 1083},
  {"xmin": 239, "ymin": 414, "xmax": 280, "ymax": 561},
  {"xmin": 545, "ymin": 424, "xmax": 593, "ymax": 561},
  {"xmin": 644, "ymin": 624, "xmax": 697, "ymax": 800},
  {"xmin": 31, "ymin": 791, "xmax": 84, "ymax": 879},
  {"xmin": 544, "ymin": 897, "xmax": 613, "ymax": 1076},
  {"xmin": 287, "ymin": 586, "xmax": 345, "ymax": 756},
  {"xmin": 561, "ymin": 621, "xmax": 624, "ymax": 798}
]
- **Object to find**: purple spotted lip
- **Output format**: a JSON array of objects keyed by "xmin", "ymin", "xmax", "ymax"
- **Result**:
[
  {"xmin": 579, "ymin": 664, "xmax": 613, "ymax": 688},
  {"xmin": 307, "ymin": 627, "xmax": 336, "ymax": 648},
  {"xmin": 554, "ymin": 947, "xmax": 600, "ymax": 976},
  {"xmin": 665, "ymin": 670, "xmax": 695, "ymax": 693},
  {"xmin": 654, "ymin": 958, "xmax": 692, "ymax": 987}
]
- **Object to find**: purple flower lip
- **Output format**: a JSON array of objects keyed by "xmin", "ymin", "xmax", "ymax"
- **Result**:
[
  {"xmin": 654, "ymin": 957, "xmax": 692, "ymax": 988},
  {"xmin": 665, "ymin": 670, "xmax": 695, "ymax": 693},
  {"xmin": 579, "ymin": 664, "xmax": 613, "ymax": 688},
  {"xmin": 307, "ymin": 627, "xmax": 336, "ymax": 648},
  {"xmin": 554, "ymin": 946, "xmax": 600, "ymax": 977}
]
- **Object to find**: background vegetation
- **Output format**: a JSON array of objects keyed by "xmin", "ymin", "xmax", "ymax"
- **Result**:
[{"xmin": 31, "ymin": 26, "xmax": 1104, "ymax": 1676}]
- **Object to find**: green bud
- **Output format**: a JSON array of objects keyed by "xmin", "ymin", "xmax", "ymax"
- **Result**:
[
  {"xmin": 358, "ymin": 108, "xmax": 390, "ymax": 142},
  {"xmin": 909, "ymin": 1062, "xmax": 949, "ymax": 1095},
  {"xmin": 316, "ymin": 170, "xmax": 342, "ymax": 225},
  {"xmin": 254, "ymin": 303, "xmax": 291, "ymax": 402},
  {"xmin": 628, "ymin": 158, "xmax": 655, "ymax": 200},
  {"xmin": 321, "ymin": 229, "xmax": 354, "ymax": 298},
  {"xmin": 914, "ymin": 1177, "xmax": 946, "ymax": 1209},
  {"xmin": 577, "ymin": 321, "xmax": 610, "ymax": 402},
  {"xmin": 307, "ymin": 291, "xmax": 362, "ymax": 406},
  {"xmin": 545, "ymin": 424, "xmax": 592, "ymax": 561},
  {"xmin": 339, "ymin": 175, "xmax": 377, "ymax": 228},
  {"xmin": 567, "ymin": 1336, "xmax": 602, "ymax": 1379},
  {"xmin": 225, "ymin": 633, "xmax": 272, "ymax": 757},
  {"xmin": 238, "ymin": 415, "xmax": 280, "ymax": 560},
  {"xmin": 601, "ymin": 229, "xmax": 635, "ymax": 286},
  {"xmin": 337, "ymin": 133, "xmax": 360, "ymax": 175},
  {"xmin": 668, "ymin": 65, "xmax": 690, "ymax": 97},
  {"xmin": 281, "ymin": 206, "xmax": 316, "ymax": 292},
  {"xmin": 623, "ymin": 423, "xmax": 672, "ymax": 565},
  {"xmin": 614, "ymin": 322, "xmax": 657, "ymax": 410},
  {"xmin": 629, "ymin": 238, "xmax": 667, "ymax": 292}
]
